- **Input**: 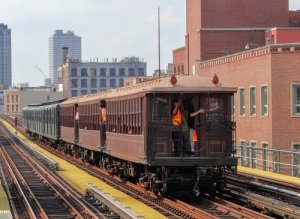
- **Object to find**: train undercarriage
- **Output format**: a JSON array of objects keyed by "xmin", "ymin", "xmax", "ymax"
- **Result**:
[{"xmin": 28, "ymin": 132, "xmax": 231, "ymax": 197}]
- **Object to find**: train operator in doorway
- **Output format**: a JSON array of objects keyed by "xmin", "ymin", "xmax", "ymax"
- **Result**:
[{"xmin": 100, "ymin": 100, "xmax": 107, "ymax": 148}]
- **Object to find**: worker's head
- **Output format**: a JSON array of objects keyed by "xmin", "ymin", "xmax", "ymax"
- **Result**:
[{"xmin": 100, "ymin": 100, "xmax": 106, "ymax": 108}]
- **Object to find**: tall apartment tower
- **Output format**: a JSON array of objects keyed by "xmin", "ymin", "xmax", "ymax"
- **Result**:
[
  {"xmin": 0, "ymin": 23, "xmax": 12, "ymax": 87},
  {"xmin": 48, "ymin": 30, "xmax": 81, "ymax": 85}
]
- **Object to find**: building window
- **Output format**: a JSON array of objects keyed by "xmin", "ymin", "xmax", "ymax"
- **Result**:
[
  {"xmin": 273, "ymin": 151, "xmax": 280, "ymax": 173},
  {"xmin": 250, "ymin": 141, "xmax": 257, "ymax": 169},
  {"xmin": 174, "ymin": 67, "xmax": 176, "ymax": 74},
  {"xmin": 262, "ymin": 143, "xmax": 269, "ymax": 171},
  {"xmin": 47, "ymin": 95, "xmax": 50, "ymax": 101},
  {"xmin": 81, "ymin": 79, "xmax": 87, "ymax": 88},
  {"xmin": 292, "ymin": 144, "xmax": 300, "ymax": 177},
  {"xmin": 71, "ymin": 79, "xmax": 78, "ymax": 88},
  {"xmin": 250, "ymin": 87, "xmax": 256, "ymax": 116},
  {"xmin": 292, "ymin": 84, "xmax": 300, "ymax": 116},
  {"xmin": 100, "ymin": 79, "xmax": 106, "ymax": 88},
  {"xmin": 261, "ymin": 85, "xmax": 268, "ymax": 116},
  {"xmin": 231, "ymin": 95, "xmax": 235, "ymax": 117},
  {"xmin": 177, "ymin": 66, "xmax": 180, "ymax": 74},
  {"xmin": 6, "ymin": 106, "xmax": 9, "ymax": 112},
  {"xmin": 110, "ymin": 68, "xmax": 116, "ymax": 76},
  {"xmin": 110, "ymin": 79, "xmax": 116, "ymax": 88},
  {"xmin": 91, "ymin": 90, "xmax": 97, "ymax": 93},
  {"xmin": 6, "ymin": 95, "xmax": 9, "ymax": 102},
  {"xmin": 71, "ymin": 90, "xmax": 78, "ymax": 97},
  {"xmin": 181, "ymin": 65, "xmax": 184, "ymax": 74},
  {"xmin": 90, "ymin": 68, "xmax": 97, "ymax": 77},
  {"xmin": 119, "ymin": 78, "xmax": 124, "ymax": 87},
  {"xmin": 81, "ymin": 90, "xmax": 88, "ymax": 95},
  {"xmin": 11, "ymin": 95, "xmax": 14, "ymax": 102},
  {"xmin": 129, "ymin": 68, "xmax": 135, "ymax": 76},
  {"xmin": 12, "ymin": 105, "xmax": 14, "ymax": 112},
  {"xmin": 16, "ymin": 105, "xmax": 18, "ymax": 112},
  {"xmin": 81, "ymin": 68, "xmax": 88, "ymax": 76},
  {"xmin": 119, "ymin": 68, "xmax": 125, "ymax": 76},
  {"xmin": 91, "ymin": 79, "xmax": 97, "ymax": 88},
  {"xmin": 71, "ymin": 68, "xmax": 77, "ymax": 77},
  {"xmin": 100, "ymin": 68, "xmax": 106, "ymax": 76},
  {"xmin": 16, "ymin": 95, "xmax": 18, "ymax": 102},
  {"xmin": 240, "ymin": 140, "xmax": 249, "ymax": 167},
  {"xmin": 138, "ymin": 68, "xmax": 145, "ymax": 76},
  {"xmin": 239, "ymin": 88, "xmax": 245, "ymax": 116}
]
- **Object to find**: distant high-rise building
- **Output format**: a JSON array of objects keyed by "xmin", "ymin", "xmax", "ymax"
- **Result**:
[
  {"xmin": 0, "ymin": 23, "xmax": 11, "ymax": 87},
  {"xmin": 48, "ymin": 30, "xmax": 81, "ymax": 85}
]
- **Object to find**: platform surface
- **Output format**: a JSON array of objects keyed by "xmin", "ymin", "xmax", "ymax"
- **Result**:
[{"xmin": 238, "ymin": 166, "xmax": 300, "ymax": 185}]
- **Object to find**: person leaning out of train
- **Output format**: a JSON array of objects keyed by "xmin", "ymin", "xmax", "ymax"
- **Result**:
[
  {"xmin": 74, "ymin": 103, "xmax": 79, "ymax": 142},
  {"xmin": 171, "ymin": 97, "xmax": 190, "ymax": 156},
  {"xmin": 184, "ymin": 96, "xmax": 205, "ymax": 156},
  {"xmin": 100, "ymin": 100, "xmax": 107, "ymax": 148}
]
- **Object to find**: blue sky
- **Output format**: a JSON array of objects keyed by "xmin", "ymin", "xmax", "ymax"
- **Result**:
[{"xmin": 0, "ymin": 0, "xmax": 300, "ymax": 86}]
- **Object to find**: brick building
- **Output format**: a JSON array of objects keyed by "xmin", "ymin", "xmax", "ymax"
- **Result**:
[
  {"xmin": 174, "ymin": 0, "xmax": 300, "ymax": 75},
  {"xmin": 173, "ymin": 0, "xmax": 300, "ymax": 176},
  {"xmin": 4, "ymin": 86, "xmax": 63, "ymax": 116}
]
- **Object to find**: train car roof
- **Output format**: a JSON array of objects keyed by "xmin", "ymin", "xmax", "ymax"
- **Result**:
[
  {"xmin": 26, "ymin": 98, "xmax": 67, "ymax": 107},
  {"xmin": 60, "ymin": 75, "xmax": 237, "ymax": 106}
]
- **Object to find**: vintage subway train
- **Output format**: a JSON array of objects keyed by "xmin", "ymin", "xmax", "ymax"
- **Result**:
[{"xmin": 23, "ymin": 75, "xmax": 237, "ymax": 196}]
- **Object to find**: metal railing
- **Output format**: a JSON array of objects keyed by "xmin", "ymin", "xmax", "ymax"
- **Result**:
[{"xmin": 236, "ymin": 144, "xmax": 300, "ymax": 178}]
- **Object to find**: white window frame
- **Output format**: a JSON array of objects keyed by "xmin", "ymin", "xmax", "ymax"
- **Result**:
[
  {"xmin": 291, "ymin": 82, "xmax": 300, "ymax": 117},
  {"xmin": 261, "ymin": 84, "xmax": 268, "ymax": 117},
  {"xmin": 261, "ymin": 141, "xmax": 269, "ymax": 171},
  {"xmin": 250, "ymin": 140, "xmax": 258, "ymax": 169},
  {"xmin": 249, "ymin": 85, "xmax": 256, "ymax": 117},
  {"xmin": 239, "ymin": 87, "xmax": 246, "ymax": 117},
  {"xmin": 291, "ymin": 142, "xmax": 300, "ymax": 177},
  {"xmin": 231, "ymin": 94, "xmax": 235, "ymax": 117}
]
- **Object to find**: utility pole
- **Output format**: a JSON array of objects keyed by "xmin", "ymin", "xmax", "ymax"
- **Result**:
[{"xmin": 158, "ymin": 6, "xmax": 161, "ymax": 78}]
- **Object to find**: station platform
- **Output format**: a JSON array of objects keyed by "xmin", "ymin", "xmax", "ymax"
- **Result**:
[
  {"xmin": 238, "ymin": 166, "xmax": 300, "ymax": 186},
  {"xmin": 0, "ymin": 183, "xmax": 13, "ymax": 219},
  {"xmin": 1, "ymin": 119, "xmax": 166, "ymax": 219}
]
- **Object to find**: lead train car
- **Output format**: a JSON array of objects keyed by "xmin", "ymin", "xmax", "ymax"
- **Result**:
[
  {"xmin": 24, "ymin": 75, "xmax": 237, "ymax": 195},
  {"xmin": 58, "ymin": 75, "xmax": 237, "ymax": 195}
]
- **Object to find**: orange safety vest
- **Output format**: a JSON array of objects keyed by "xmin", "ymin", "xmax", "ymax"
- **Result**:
[
  {"xmin": 193, "ymin": 130, "xmax": 198, "ymax": 142},
  {"xmin": 101, "ymin": 109, "xmax": 106, "ymax": 122},
  {"xmin": 172, "ymin": 111, "xmax": 182, "ymax": 126}
]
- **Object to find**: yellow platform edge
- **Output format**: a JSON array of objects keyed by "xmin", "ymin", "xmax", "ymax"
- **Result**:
[
  {"xmin": 1, "ymin": 119, "xmax": 166, "ymax": 219},
  {"xmin": 238, "ymin": 166, "xmax": 300, "ymax": 185}
]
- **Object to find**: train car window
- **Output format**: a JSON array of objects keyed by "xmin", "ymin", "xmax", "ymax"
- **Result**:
[
  {"xmin": 152, "ymin": 96, "xmax": 169, "ymax": 123},
  {"xmin": 106, "ymin": 97, "xmax": 143, "ymax": 135}
]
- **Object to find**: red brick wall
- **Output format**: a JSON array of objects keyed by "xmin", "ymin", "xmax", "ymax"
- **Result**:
[
  {"xmin": 271, "ymin": 51, "xmax": 300, "ymax": 150},
  {"xmin": 173, "ymin": 47, "xmax": 186, "ymax": 75},
  {"xmin": 200, "ymin": 0, "xmax": 289, "ymax": 28},
  {"xmin": 197, "ymin": 46, "xmax": 300, "ymax": 151},
  {"xmin": 186, "ymin": 0, "xmax": 202, "ymax": 75},
  {"xmin": 198, "ymin": 49, "xmax": 273, "ymax": 147},
  {"xmin": 289, "ymin": 11, "xmax": 300, "ymax": 27},
  {"xmin": 201, "ymin": 30, "xmax": 265, "ymax": 60},
  {"xmin": 266, "ymin": 29, "xmax": 300, "ymax": 44}
]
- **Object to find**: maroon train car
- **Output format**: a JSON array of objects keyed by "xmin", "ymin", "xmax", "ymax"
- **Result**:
[{"xmin": 58, "ymin": 75, "xmax": 237, "ymax": 195}]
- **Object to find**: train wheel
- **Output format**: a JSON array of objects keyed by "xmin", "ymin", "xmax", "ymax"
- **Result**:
[
  {"xmin": 209, "ymin": 182, "xmax": 217, "ymax": 197},
  {"xmin": 160, "ymin": 183, "xmax": 168, "ymax": 197}
]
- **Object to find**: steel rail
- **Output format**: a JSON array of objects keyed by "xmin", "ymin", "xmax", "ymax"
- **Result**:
[
  {"xmin": 0, "ymin": 164, "xmax": 20, "ymax": 219},
  {"xmin": 0, "ymin": 144, "xmax": 38, "ymax": 219},
  {"xmin": 228, "ymin": 185, "xmax": 300, "ymax": 218},
  {"xmin": 0, "ymin": 124, "xmax": 98, "ymax": 219}
]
